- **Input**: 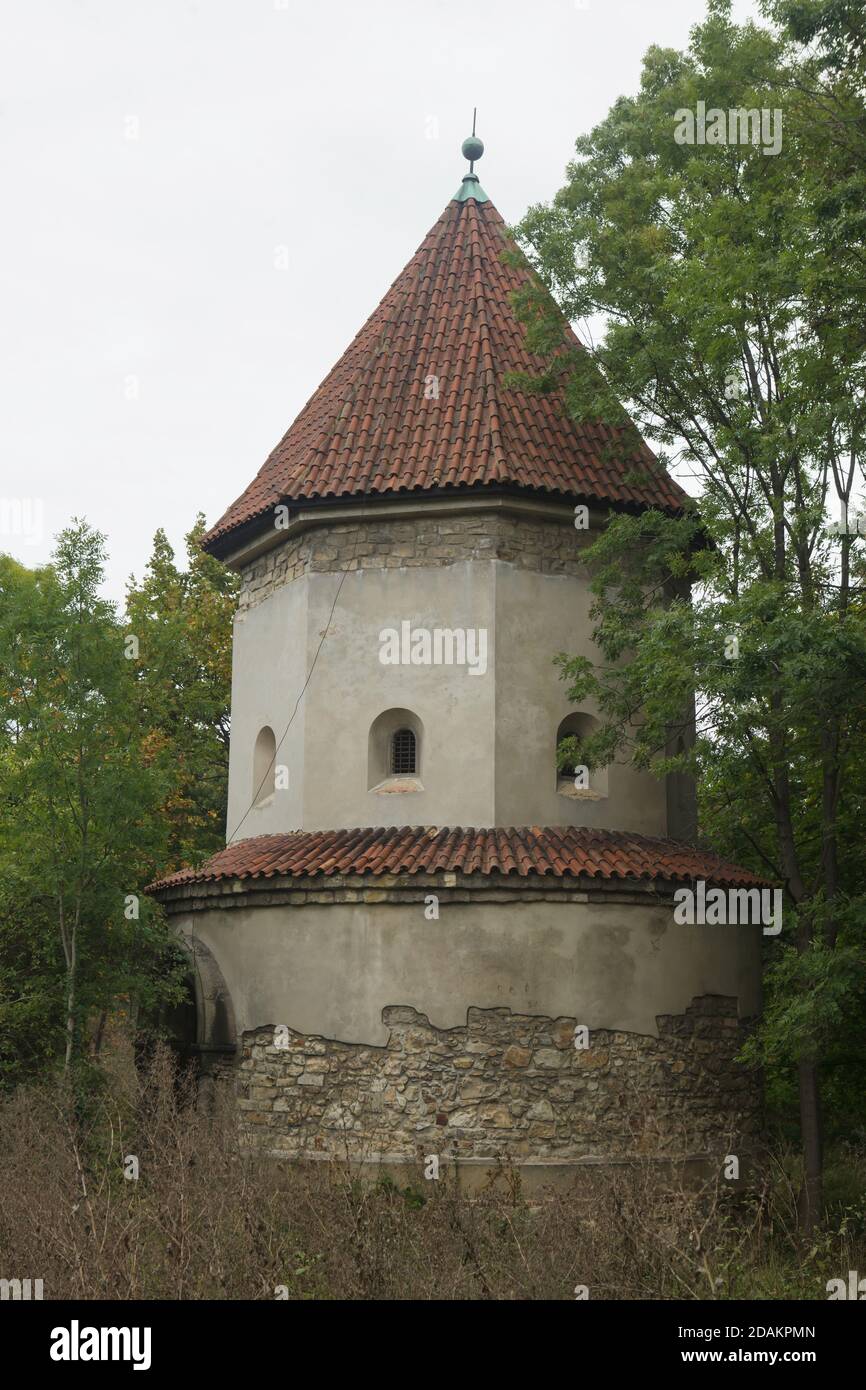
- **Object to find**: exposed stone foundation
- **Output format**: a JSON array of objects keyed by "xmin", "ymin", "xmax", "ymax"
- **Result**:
[
  {"xmin": 237, "ymin": 997, "xmax": 760, "ymax": 1164},
  {"xmin": 238, "ymin": 509, "xmax": 591, "ymax": 612}
]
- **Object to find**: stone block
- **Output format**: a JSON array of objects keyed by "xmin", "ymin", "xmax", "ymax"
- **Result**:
[{"xmin": 503, "ymin": 1044, "xmax": 532, "ymax": 1068}]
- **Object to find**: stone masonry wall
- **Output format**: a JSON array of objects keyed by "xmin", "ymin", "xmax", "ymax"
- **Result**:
[
  {"xmin": 237, "ymin": 997, "xmax": 760, "ymax": 1163},
  {"xmin": 238, "ymin": 512, "xmax": 590, "ymax": 613}
]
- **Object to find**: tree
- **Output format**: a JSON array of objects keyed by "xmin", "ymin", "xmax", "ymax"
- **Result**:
[
  {"xmin": 0, "ymin": 524, "xmax": 185, "ymax": 1079},
  {"xmin": 124, "ymin": 515, "xmax": 238, "ymax": 876},
  {"xmin": 513, "ymin": 0, "xmax": 866, "ymax": 1226}
]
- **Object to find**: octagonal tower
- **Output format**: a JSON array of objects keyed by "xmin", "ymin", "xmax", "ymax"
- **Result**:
[{"xmin": 149, "ymin": 134, "xmax": 763, "ymax": 1184}]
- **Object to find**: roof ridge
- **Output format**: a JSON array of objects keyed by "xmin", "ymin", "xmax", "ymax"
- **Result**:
[{"xmin": 464, "ymin": 198, "xmax": 511, "ymax": 484}]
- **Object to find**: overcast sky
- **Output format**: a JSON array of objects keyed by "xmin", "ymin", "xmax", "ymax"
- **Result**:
[{"xmin": 0, "ymin": 0, "xmax": 762, "ymax": 602}]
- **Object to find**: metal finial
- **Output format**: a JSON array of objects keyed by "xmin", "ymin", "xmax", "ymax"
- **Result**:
[
  {"xmin": 461, "ymin": 108, "xmax": 484, "ymax": 172},
  {"xmin": 454, "ymin": 109, "xmax": 488, "ymax": 203}
]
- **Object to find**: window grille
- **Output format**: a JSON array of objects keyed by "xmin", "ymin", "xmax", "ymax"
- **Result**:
[{"xmin": 391, "ymin": 728, "xmax": 416, "ymax": 775}]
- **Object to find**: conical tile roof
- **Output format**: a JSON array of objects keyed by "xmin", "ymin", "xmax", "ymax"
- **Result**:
[{"xmin": 203, "ymin": 188, "xmax": 686, "ymax": 553}]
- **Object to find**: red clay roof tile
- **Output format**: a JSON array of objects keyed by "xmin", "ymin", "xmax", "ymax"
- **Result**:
[
  {"xmin": 202, "ymin": 194, "xmax": 686, "ymax": 553},
  {"xmin": 147, "ymin": 826, "xmax": 769, "ymax": 894}
]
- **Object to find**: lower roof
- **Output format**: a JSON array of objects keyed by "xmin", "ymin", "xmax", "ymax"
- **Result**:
[{"xmin": 146, "ymin": 826, "xmax": 769, "ymax": 894}]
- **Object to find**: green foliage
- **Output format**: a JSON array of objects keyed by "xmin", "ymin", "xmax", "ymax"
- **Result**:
[
  {"xmin": 0, "ymin": 523, "xmax": 190, "ymax": 1082},
  {"xmin": 514, "ymin": 0, "xmax": 866, "ymax": 1169},
  {"xmin": 125, "ymin": 515, "xmax": 238, "ymax": 876}
]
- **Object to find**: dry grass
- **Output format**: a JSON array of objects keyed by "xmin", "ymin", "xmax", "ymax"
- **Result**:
[{"xmin": 0, "ymin": 1046, "xmax": 863, "ymax": 1301}]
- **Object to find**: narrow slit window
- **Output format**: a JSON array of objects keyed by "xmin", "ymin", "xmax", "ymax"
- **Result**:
[
  {"xmin": 391, "ymin": 728, "xmax": 416, "ymax": 776},
  {"xmin": 253, "ymin": 726, "xmax": 277, "ymax": 806}
]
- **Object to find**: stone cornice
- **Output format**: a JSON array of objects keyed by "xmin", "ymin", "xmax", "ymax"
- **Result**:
[
  {"xmin": 220, "ymin": 492, "xmax": 600, "ymax": 571},
  {"xmin": 155, "ymin": 870, "xmax": 677, "ymax": 915}
]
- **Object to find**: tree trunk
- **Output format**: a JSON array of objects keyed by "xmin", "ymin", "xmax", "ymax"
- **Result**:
[
  {"xmin": 63, "ymin": 928, "xmax": 77, "ymax": 1072},
  {"xmin": 92, "ymin": 1009, "xmax": 107, "ymax": 1057},
  {"xmin": 64, "ymin": 976, "xmax": 75, "ymax": 1071},
  {"xmin": 798, "ymin": 1057, "xmax": 823, "ymax": 1232}
]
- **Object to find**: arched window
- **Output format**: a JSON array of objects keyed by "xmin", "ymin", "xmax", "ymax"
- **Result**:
[
  {"xmin": 253, "ymin": 725, "xmax": 276, "ymax": 806},
  {"xmin": 391, "ymin": 727, "xmax": 416, "ymax": 775},
  {"xmin": 368, "ymin": 708, "xmax": 423, "ymax": 792},
  {"xmin": 555, "ymin": 713, "xmax": 608, "ymax": 799}
]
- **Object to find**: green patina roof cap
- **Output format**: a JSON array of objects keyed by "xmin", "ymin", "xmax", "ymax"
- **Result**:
[{"xmin": 454, "ymin": 172, "xmax": 488, "ymax": 203}]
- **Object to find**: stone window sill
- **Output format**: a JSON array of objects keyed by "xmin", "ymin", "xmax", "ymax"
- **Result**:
[
  {"xmin": 556, "ymin": 779, "xmax": 605, "ymax": 801},
  {"xmin": 370, "ymin": 777, "xmax": 424, "ymax": 795}
]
